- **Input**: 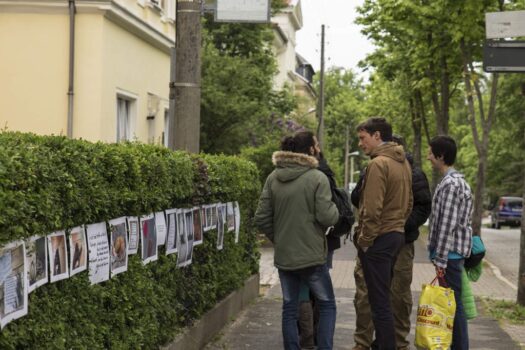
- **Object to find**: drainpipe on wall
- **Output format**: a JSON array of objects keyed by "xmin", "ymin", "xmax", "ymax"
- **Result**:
[{"xmin": 67, "ymin": 0, "xmax": 76, "ymax": 138}]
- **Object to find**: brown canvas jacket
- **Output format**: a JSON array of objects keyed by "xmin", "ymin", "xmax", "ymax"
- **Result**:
[{"xmin": 357, "ymin": 143, "xmax": 413, "ymax": 248}]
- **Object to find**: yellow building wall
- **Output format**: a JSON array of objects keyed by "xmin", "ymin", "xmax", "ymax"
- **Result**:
[
  {"xmin": 98, "ymin": 18, "xmax": 171, "ymax": 143},
  {"xmin": 0, "ymin": 12, "xmax": 70, "ymax": 135},
  {"xmin": 73, "ymin": 13, "xmax": 105, "ymax": 142},
  {"xmin": 0, "ymin": 8, "xmax": 172, "ymax": 145}
]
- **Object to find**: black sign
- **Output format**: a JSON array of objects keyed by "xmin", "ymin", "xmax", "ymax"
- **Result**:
[{"xmin": 483, "ymin": 40, "xmax": 525, "ymax": 73}]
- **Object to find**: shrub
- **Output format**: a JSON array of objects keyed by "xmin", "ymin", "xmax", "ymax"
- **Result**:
[
  {"xmin": 0, "ymin": 132, "xmax": 260, "ymax": 349},
  {"xmin": 240, "ymin": 139, "xmax": 280, "ymax": 186}
]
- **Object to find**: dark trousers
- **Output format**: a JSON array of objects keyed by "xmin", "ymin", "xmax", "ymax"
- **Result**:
[
  {"xmin": 439, "ymin": 259, "xmax": 469, "ymax": 350},
  {"xmin": 358, "ymin": 232, "xmax": 404, "ymax": 350}
]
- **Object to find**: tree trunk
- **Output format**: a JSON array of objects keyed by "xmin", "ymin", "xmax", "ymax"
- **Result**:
[
  {"xmin": 459, "ymin": 39, "xmax": 499, "ymax": 237},
  {"xmin": 410, "ymin": 96, "xmax": 423, "ymax": 168},
  {"xmin": 171, "ymin": 0, "xmax": 202, "ymax": 153}
]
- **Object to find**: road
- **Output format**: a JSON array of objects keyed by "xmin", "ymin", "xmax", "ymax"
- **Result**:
[{"xmin": 481, "ymin": 224, "xmax": 521, "ymax": 289}]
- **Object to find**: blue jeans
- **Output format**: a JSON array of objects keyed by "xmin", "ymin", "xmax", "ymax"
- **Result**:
[
  {"xmin": 279, "ymin": 264, "xmax": 336, "ymax": 350},
  {"xmin": 439, "ymin": 259, "xmax": 469, "ymax": 350}
]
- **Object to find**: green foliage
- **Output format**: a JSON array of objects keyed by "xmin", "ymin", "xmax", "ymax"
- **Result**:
[
  {"xmin": 486, "ymin": 74, "xmax": 525, "ymax": 200},
  {"xmin": 200, "ymin": 15, "xmax": 296, "ymax": 154},
  {"xmin": 0, "ymin": 131, "xmax": 260, "ymax": 349},
  {"xmin": 240, "ymin": 139, "xmax": 281, "ymax": 186},
  {"xmin": 316, "ymin": 68, "xmax": 366, "ymax": 184}
]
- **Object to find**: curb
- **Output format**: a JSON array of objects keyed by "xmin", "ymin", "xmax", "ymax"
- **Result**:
[
  {"xmin": 163, "ymin": 274, "xmax": 260, "ymax": 350},
  {"xmin": 484, "ymin": 258, "xmax": 518, "ymax": 291}
]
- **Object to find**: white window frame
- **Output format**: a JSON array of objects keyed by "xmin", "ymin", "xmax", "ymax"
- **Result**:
[{"xmin": 116, "ymin": 89, "xmax": 138, "ymax": 143}]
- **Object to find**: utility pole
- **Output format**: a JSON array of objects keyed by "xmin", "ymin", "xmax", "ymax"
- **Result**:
[
  {"xmin": 518, "ymin": 82, "xmax": 525, "ymax": 306},
  {"xmin": 344, "ymin": 126, "xmax": 349, "ymax": 191},
  {"xmin": 317, "ymin": 24, "xmax": 325, "ymax": 149},
  {"xmin": 168, "ymin": 0, "xmax": 202, "ymax": 153}
]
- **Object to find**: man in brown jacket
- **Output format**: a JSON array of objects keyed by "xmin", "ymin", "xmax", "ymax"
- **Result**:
[{"xmin": 354, "ymin": 118, "xmax": 412, "ymax": 350}]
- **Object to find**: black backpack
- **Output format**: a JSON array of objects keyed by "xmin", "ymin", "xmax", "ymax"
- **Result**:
[{"xmin": 328, "ymin": 187, "xmax": 355, "ymax": 238}]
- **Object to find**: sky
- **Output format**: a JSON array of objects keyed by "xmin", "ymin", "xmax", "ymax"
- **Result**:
[{"xmin": 295, "ymin": 0, "xmax": 375, "ymax": 77}]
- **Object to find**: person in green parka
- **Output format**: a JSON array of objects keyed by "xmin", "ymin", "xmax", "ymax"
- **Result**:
[{"xmin": 254, "ymin": 131, "xmax": 339, "ymax": 350}]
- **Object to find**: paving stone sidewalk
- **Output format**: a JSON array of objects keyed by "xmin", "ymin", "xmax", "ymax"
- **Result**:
[{"xmin": 207, "ymin": 239, "xmax": 525, "ymax": 349}]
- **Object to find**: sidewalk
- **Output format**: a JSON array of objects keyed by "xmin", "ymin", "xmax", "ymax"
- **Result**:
[{"xmin": 207, "ymin": 239, "xmax": 525, "ymax": 349}]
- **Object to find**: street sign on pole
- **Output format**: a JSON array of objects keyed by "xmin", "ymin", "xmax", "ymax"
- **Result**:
[
  {"xmin": 483, "ymin": 41, "xmax": 525, "ymax": 73},
  {"xmin": 215, "ymin": 0, "xmax": 270, "ymax": 23},
  {"xmin": 486, "ymin": 10, "xmax": 525, "ymax": 39}
]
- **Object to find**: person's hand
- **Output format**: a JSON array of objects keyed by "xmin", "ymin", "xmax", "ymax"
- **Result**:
[{"xmin": 435, "ymin": 266, "xmax": 445, "ymax": 278}]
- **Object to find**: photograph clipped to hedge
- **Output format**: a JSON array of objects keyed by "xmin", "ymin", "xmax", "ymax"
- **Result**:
[{"xmin": 0, "ymin": 132, "xmax": 260, "ymax": 348}]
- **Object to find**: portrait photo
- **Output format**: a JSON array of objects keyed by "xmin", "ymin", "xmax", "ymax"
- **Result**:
[
  {"xmin": 226, "ymin": 202, "xmax": 235, "ymax": 232},
  {"xmin": 176, "ymin": 211, "xmax": 188, "ymax": 267},
  {"xmin": 25, "ymin": 235, "xmax": 47, "ymax": 293},
  {"xmin": 47, "ymin": 231, "xmax": 69, "ymax": 283},
  {"xmin": 109, "ymin": 217, "xmax": 128, "ymax": 277},
  {"xmin": 193, "ymin": 207, "xmax": 203, "ymax": 246},
  {"xmin": 141, "ymin": 214, "xmax": 158, "ymax": 265},
  {"xmin": 165, "ymin": 208, "xmax": 178, "ymax": 255},
  {"xmin": 68, "ymin": 226, "xmax": 87, "ymax": 277},
  {"xmin": 217, "ymin": 204, "xmax": 225, "ymax": 251},
  {"xmin": 0, "ymin": 241, "xmax": 28, "ymax": 329}
]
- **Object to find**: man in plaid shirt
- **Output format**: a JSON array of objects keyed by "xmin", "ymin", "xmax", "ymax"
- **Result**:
[{"xmin": 427, "ymin": 135, "xmax": 473, "ymax": 350}]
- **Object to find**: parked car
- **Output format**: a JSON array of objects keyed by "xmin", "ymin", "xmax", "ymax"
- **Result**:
[{"xmin": 490, "ymin": 196, "xmax": 523, "ymax": 229}]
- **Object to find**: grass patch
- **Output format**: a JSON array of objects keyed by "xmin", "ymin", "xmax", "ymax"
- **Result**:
[{"xmin": 481, "ymin": 298, "xmax": 525, "ymax": 325}]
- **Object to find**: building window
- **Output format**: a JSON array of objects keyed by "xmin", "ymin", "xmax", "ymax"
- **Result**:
[{"xmin": 116, "ymin": 94, "xmax": 136, "ymax": 142}]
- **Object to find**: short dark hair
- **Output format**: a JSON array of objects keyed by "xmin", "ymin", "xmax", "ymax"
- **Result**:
[
  {"xmin": 356, "ymin": 117, "xmax": 392, "ymax": 142},
  {"xmin": 429, "ymin": 135, "xmax": 456, "ymax": 165},
  {"xmin": 280, "ymin": 131, "xmax": 315, "ymax": 155},
  {"xmin": 392, "ymin": 134, "xmax": 405, "ymax": 149}
]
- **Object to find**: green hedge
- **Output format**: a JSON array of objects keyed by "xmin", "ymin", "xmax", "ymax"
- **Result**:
[
  {"xmin": 0, "ymin": 132, "xmax": 260, "ymax": 349},
  {"xmin": 240, "ymin": 139, "xmax": 280, "ymax": 186}
]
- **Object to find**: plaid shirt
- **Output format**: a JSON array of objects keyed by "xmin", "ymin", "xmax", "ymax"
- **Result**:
[{"xmin": 428, "ymin": 170, "xmax": 473, "ymax": 268}]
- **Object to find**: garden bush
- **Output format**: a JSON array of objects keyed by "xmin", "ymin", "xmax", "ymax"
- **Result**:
[{"xmin": 0, "ymin": 131, "xmax": 260, "ymax": 349}]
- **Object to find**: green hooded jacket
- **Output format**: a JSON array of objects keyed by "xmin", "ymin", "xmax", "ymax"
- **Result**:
[{"xmin": 254, "ymin": 151, "xmax": 339, "ymax": 270}]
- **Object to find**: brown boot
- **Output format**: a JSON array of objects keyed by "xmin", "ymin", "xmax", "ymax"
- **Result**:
[{"xmin": 298, "ymin": 301, "xmax": 315, "ymax": 349}]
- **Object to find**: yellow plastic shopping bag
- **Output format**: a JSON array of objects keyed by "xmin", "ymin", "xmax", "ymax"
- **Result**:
[{"xmin": 415, "ymin": 277, "xmax": 456, "ymax": 350}]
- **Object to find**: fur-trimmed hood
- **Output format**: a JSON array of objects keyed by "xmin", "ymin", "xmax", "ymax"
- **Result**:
[{"xmin": 272, "ymin": 151, "xmax": 319, "ymax": 183}]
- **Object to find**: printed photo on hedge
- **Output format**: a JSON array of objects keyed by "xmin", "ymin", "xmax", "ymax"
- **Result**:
[
  {"xmin": 226, "ymin": 202, "xmax": 235, "ymax": 232},
  {"xmin": 217, "ymin": 204, "xmax": 225, "ymax": 251},
  {"xmin": 127, "ymin": 216, "xmax": 139, "ymax": 255},
  {"xmin": 192, "ymin": 207, "xmax": 203, "ymax": 246},
  {"xmin": 0, "ymin": 241, "xmax": 28, "ymax": 329},
  {"xmin": 69, "ymin": 226, "xmax": 87, "ymax": 277},
  {"xmin": 165, "ymin": 209, "xmax": 178, "ymax": 255},
  {"xmin": 185, "ymin": 209, "xmax": 195, "ymax": 264},
  {"xmin": 47, "ymin": 231, "xmax": 69, "ymax": 283},
  {"xmin": 141, "ymin": 214, "xmax": 158, "ymax": 265},
  {"xmin": 211, "ymin": 204, "xmax": 219, "ymax": 228},
  {"xmin": 25, "ymin": 235, "xmax": 47, "ymax": 293},
  {"xmin": 109, "ymin": 217, "xmax": 128, "ymax": 277},
  {"xmin": 233, "ymin": 201, "xmax": 241, "ymax": 243},
  {"xmin": 204, "ymin": 205, "xmax": 213, "ymax": 232},
  {"xmin": 176, "ymin": 211, "xmax": 189, "ymax": 268},
  {"xmin": 86, "ymin": 222, "xmax": 110, "ymax": 285},
  {"xmin": 155, "ymin": 211, "xmax": 167, "ymax": 246}
]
